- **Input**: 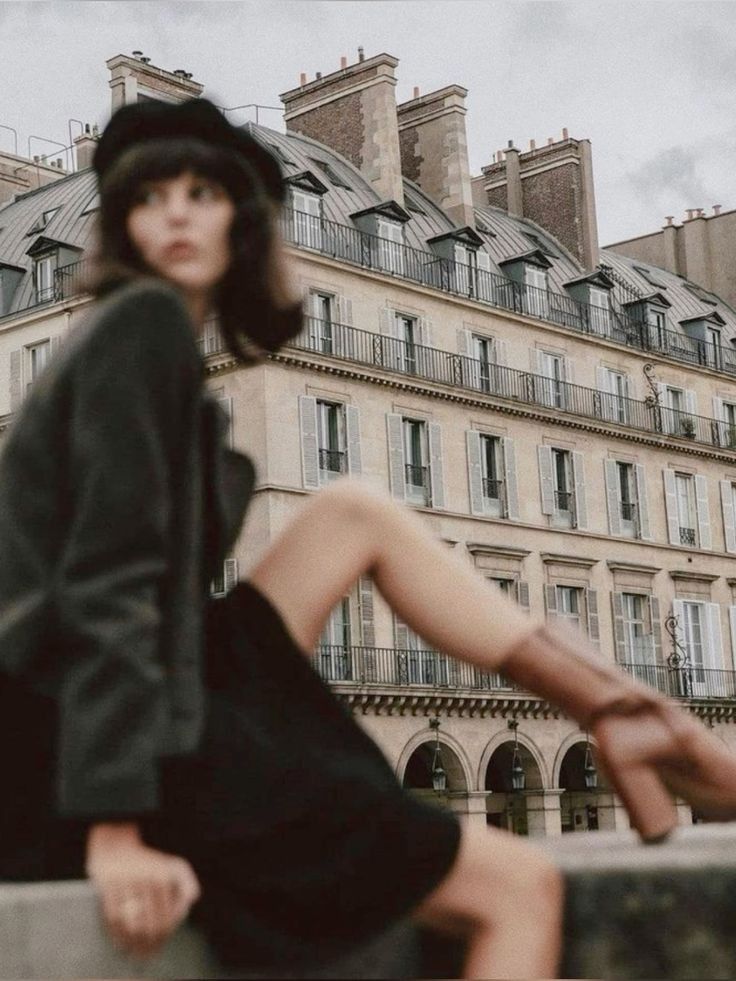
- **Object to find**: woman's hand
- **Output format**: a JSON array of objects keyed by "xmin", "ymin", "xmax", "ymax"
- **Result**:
[{"xmin": 86, "ymin": 822, "xmax": 201, "ymax": 960}]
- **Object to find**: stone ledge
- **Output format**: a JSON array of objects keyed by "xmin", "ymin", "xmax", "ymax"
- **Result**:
[{"xmin": 4, "ymin": 824, "xmax": 736, "ymax": 979}]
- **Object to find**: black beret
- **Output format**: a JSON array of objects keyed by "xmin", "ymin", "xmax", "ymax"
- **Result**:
[{"xmin": 93, "ymin": 97, "xmax": 284, "ymax": 202}]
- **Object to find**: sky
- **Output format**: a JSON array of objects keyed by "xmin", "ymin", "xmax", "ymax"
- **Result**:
[{"xmin": 1, "ymin": 0, "xmax": 734, "ymax": 244}]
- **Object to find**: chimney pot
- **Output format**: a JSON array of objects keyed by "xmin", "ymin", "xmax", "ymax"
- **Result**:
[
  {"xmin": 713, "ymin": 204, "xmax": 722, "ymax": 216},
  {"xmin": 562, "ymin": 127, "xmax": 569, "ymax": 140},
  {"xmin": 340, "ymin": 56, "xmax": 347, "ymax": 69},
  {"xmin": 547, "ymin": 137, "xmax": 554, "ymax": 145},
  {"xmin": 316, "ymin": 71, "xmax": 322, "ymax": 80},
  {"xmin": 358, "ymin": 46, "xmax": 364, "ymax": 62},
  {"xmin": 685, "ymin": 209, "xmax": 694, "ymax": 221},
  {"xmin": 529, "ymin": 138, "xmax": 536, "ymax": 150},
  {"xmin": 132, "ymin": 50, "xmax": 143, "ymax": 59},
  {"xmin": 84, "ymin": 123, "xmax": 90, "ymax": 134},
  {"xmin": 665, "ymin": 215, "xmax": 674, "ymax": 226},
  {"xmin": 140, "ymin": 56, "xmax": 150, "ymax": 64},
  {"xmin": 300, "ymin": 72, "xmax": 307, "ymax": 86},
  {"xmin": 696, "ymin": 207, "xmax": 705, "ymax": 218},
  {"xmin": 413, "ymin": 86, "xmax": 420, "ymax": 99},
  {"xmin": 507, "ymin": 139, "xmax": 514, "ymax": 149}
]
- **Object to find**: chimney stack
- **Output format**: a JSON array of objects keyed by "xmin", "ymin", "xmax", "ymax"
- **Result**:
[
  {"xmin": 340, "ymin": 56, "xmax": 347, "ymax": 69},
  {"xmin": 397, "ymin": 83, "xmax": 475, "ymax": 227},
  {"xmin": 280, "ymin": 52, "xmax": 404, "ymax": 204},
  {"xmin": 73, "ymin": 123, "xmax": 98, "ymax": 171},
  {"xmin": 478, "ymin": 132, "xmax": 600, "ymax": 269},
  {"xmin": 106, "ymin": 51, "xmax": 203, "ymax": 112},
  {"xmin": 713, "ymin": 204, "xmax": 722, "ymax": 216}
]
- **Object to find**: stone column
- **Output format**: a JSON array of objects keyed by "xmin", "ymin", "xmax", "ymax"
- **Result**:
[
  {"xmin": 595, "ymin": 791, "xmax": 630, "ymax": 831},
  {"xmin": 525, "ymin": 789, "xmax": 564, "ymax": 837},
  {"xmin": 457, "ymin": 792, "xmax": 491, "ymax": 832}
]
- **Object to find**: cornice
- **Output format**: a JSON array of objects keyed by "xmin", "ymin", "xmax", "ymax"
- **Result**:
[
  {"xmin": 669, "ymin": 570, "xmax": 720, "ymax": 583},
  {"xmin": 540, "ymin": 552, "xmax": 598, "ymax": 569},
  {"xmin": 607, "ymin": 560, "xmax": 663, "ymax": 574},
  {"xmin": 466, "ymin": 543, "xmax": 531, "ymax": 559}
]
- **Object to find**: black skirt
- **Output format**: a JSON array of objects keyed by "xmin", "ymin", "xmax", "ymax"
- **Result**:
[
  {"xmin": 148, "ymin": 581, "xmax": 461, "ymax": 969},
  {"xmin": 0, "ymin": 581, "xmax": 461, "ymax": 971}
]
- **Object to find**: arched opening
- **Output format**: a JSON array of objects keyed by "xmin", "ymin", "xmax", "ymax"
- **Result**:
[
  {"xmin": 484, "ymin": 740, "xmax": 542, "ymax": 836},
  {"xmin": 558, "ymin": 741, "xmax": 607, "ymax": 833},
  {"xmin": 402, "ymin": 740, "xmax": 467, "ymax": 810}
]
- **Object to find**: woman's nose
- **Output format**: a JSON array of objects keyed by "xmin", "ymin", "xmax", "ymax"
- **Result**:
[{"xmin": 164, "ymin": 193, "xmax": 193, "ymax": 224}]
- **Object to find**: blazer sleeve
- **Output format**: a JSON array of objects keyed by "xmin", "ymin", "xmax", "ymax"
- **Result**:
[{"xmin": 52, "ymin": 282, "xmax": 203, "ymax": 819}]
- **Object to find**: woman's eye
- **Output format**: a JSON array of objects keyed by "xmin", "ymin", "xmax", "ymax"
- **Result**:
[
  {"xmin": 136, "ymin": 187, "xmax": 161, "ymax": 205},
  {"xmin": 192, "ymin": 183, "xmax": 219, "ymax": 200}
]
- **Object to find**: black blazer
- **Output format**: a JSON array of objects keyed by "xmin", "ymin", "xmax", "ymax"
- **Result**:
[{"xmin": 0, "ymin": 279, "xmax": 254, "ymax": 821}]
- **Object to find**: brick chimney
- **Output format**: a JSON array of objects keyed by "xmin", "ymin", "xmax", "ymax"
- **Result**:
[
  {"xmin": 106, "ymin": 52, "xmax": 203, "ymax": 113},
  {"xmin": 396, "ymin": 84, "xmax": 474, "ymax": 227},
  {"xmin": 73, "ymin": 123, "xmax": 99, "ymax": 171},
  {"xmin": 478, "ymin": 132, "xmax": 600, "ymax": 270},
  {"xmin": 279, "ymin": 52, "xmax": 404, "ymax": 204}
]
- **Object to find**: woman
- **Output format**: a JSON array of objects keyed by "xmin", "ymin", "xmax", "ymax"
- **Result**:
[{"xmin": 2, "ymin": 98, "xmax": 736, "ymax": 980}]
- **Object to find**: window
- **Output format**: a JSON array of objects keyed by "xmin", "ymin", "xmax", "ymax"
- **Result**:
[
  {"xmin": 724, "ymin": 402, "xmax": 736, "ymax": 448},
  {"xmin": 318, "ymin": 598, "xmax": 352, "ymax": 680},
  {"xmin": 538, "ymin": 352, "xmax": 565, "ymax": 409},
  {"xmin": 395, "ymin": 314, "xmax": 418, "ymax": 374},
  {"xmin": 473, "ymin": 335, "xmax": 496, "ymax": 393},
  {"xmin": 211, "ymin": 558, "xmax": 238, "ymax": 597},
  {"xmin": 377, "ymin": 218, "xmax": 404, "ymax": 275},
  {"xmin": 291, "ymin": 189, "xmax": 322, "ymax": 249},
  {"xmin": 600, "ymin": 368, "xmax": 628, "ymax": 423},
  {"xmin": 524, "ymin": 265, "xmax": 548, "ymax": 318},
  {"xmin": 25, "ymin": 340, "xmax": 51, "ymax": 393},
  {"xmin": 480, "ymin": 434, "xmax": 504, "ymax": 512},
  {"xmin": 523, "ymin": 232, "xmax": 558, "ymax": 258},
  {"xmin": 622, "ymin": 593, "xmax": 654, "ymax": 665},
  {"xmin": 308, "ymin": 157, "xmax": 351, "ymax": 189},
  {"xmin": 706, "ymin": 326, "xmax": 722, "ymax": 369},
  {"xmin": 663, "ymin": 386, "xmax": 693, "ymax": 437},
  {"xmin": 267, "ymin": 142, "xmax": 295, "ymax": 167},
  {"xmin": 617, "ymin": 462, "xmax": 637, "ymax": 527},
  {"xmin": 454, "ymin": 242, "xmax": 478, "ymax": 296},
  {"xmin": 682, "ymin": 602, "xmax": 706, "ymax": 687},
  {"xmin": 552, "ymin": 448, "xmax": 573, "ymax": 513},
  {"xmin": 556, "ymin": 586, "xmax": 582, "ymax": 630},
  {"xmin": 403, "ymin": 625, "xmax": 447, "ymax": 686},
  {"xmin": 489, "ymin": 577, "xmax": 514, "ymax": 596},
  {"xmin": 403, "ymin": 418, "xmax": 429, "ymax": 505},
  {"xmin": 634, "ymin": 265, "xmax": 667, "ymax": 290},
  {"xmin": 28, "ymin": 207, "xmax": 61, "ymax": 235},
  {"xmin": 308, "ymin": 292, "xmax": 334, "ymax": 353},
  {"xmin": 316, "ymin": 400, "xmax": 346, "ymax": 481},
  {"xmin": 589, "ymin": 287, "xmax": 611, "ymax": 335},
  {"xmin": 34, "ymin": 256, "xmax": 55, "ymax": 303},
  {"xmin": 648, "ymin": 307, "xmax": 667, "ymax": 349},
  {"xmin": 675, "ymin": 473, "xmax": 697, "ymax": 545}
]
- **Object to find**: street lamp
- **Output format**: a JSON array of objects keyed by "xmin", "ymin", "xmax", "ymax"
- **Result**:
[
  {"xmin": 508, "ymin": 719, "xmax": 526, "ymax": 792},
  {"xmin": 429, "ymin": 717, "xmax": 447, "ymax": 793},
  {"xmin": 583, "ymin": 735, "xmax": 598, "ymax": 791}
]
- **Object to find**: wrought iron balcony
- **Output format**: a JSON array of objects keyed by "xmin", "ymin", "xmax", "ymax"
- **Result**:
[
  {"xmin": 620, "ymin": 501, "xmax": 638, "ymax": 521},
  {"xmin": 618, "ymin": 662, "xmax": 736, "ymax": 700},
  {"xmin": 405, "ymin": 463, "xmax": 429, "ymax": 489},
  {"xmin": 482, "ymin": 477, "xmax": 504, "ymax": 500},
  {"xmin": 318, "ymin": 448, "xmax": 346, "ymax": 473},
  {"xmin": 679, "ymin": 527, "xmax": 697, "ymax": 546},
  {"xmin": 312, "ymin": 645, "xmax": 518, "ymax": 691},
  {"xmin": 11, "ymin": 214, "xmax": 731, "ymax": 383},
  {"xmin": 555, "ymin": 490, "xmax": 573, "ymax": 511}
]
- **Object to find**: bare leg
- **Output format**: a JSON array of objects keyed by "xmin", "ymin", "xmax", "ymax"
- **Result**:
[
  {"xmin": 250, "ymin": 479, "xmax": 536, "ymax": 667},
  {"xmin": 414, "ymin": 825, "xmax": 563, "ymax": 980}
]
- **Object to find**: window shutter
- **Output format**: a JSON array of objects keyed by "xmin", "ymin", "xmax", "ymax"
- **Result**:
[
  {"xmin": 345, "ymin": 404, "xmax": 362, "ymax": 475},
  {"xmin": 502, "ymin": 437, "xmax": 520, "ymax": 520},
  {"xmin": 564, "ymin": 356, "xmax": 574, "ymax": 386},
  {"xmin": 379, "ymin": 307, "xmax": 395, "ymax": 336},
  {"xmin": 223, "ymin": 558, "xmax": 239, "ymax": 593},
  {"xmin": 456, "ymin": 327, "xmax": 471, "ymax": 355},
  {"xmin": 359, "ymin": 576, "xmax": 375, "ymax": 647},
  {"xmin": 695, "ymin": 474, "xmax": 711, "ymax": 549},
  {"xmin": 218, "ymin": 395, "xmax": 234, "ymax": 449},
  {"xmin": 730, "ymin": 605, "xmax": 736, "ymax": 665},
  {"xmin": 635, "ymin": 464, "xmax": 652, "ymax": 540},
  {"xmin": 650, "ymin": 596, "xmax": 663, "ymax": 664},
  {"xmin": 466, "ymin": 430, "xmax": 485, "ymax": 516},
  {"xmin": 713, "ymin": 396, "xmax": 726, "ymax": 445},
  {"xmin": 604, "ymin": 459, "xmax": 622, "ymax": 536},
  {"xmin": 721, "ymin": 480, "xmax": 736, "ymax": 553},
  {"xmin": 538, "ymin": 445, "xmax": 555, "ymax": 515},
  {"xmin": 663, "ymin": 469, "xmax": 680, "ymax": 545},
  {"xmin": 611, "ymin": 592, "xmax": 626, "ymax": 661},
  {"xmin": 298, "ymin": 395, "xmax": 320, "ymax": 490},
  {"xmin": 713, "ymin": 396, "xmax": 724, "ymax": 421},
  {"xmin": 705, "ymin": 603, "xmax": 723, "ymax": 670},
  {"xmin": 386, "ymin": 413, "xmax": 406, "ymax": 501},
  {"xmin": 337, "ymin": 295, "xmax": 353, "ymax": 325},
  {"xmin": 9, "ymin": 349, "xmax": 21, "ymax": 410},
  {"xmin": 393, "ymin": 612, "xmax": 410, "ymax": 650},
  {"xmin": 517, "ymin": 580, "xmax": 530, "ymax": 610},
  {"xmin": 596, "ymin": 367, "xmax": 609, "ymax": 419},
  {"xmin": 428, "ymin": 421, "xmax": 446, "ymax": 509},
  {"xmin": 572, "ymin": 451, "xmax": 588, "ymax": 530},
  {"xmin": 419, "ymin": 317, "xmax": 432, "ymax": 348},
  {"xmin": 495, "ymin": 339, "xmax": 509, "ymax": 367},
  {"xmin": 544, "ymin": 584, "xmax": 558, "ymax": 620},
  {"xmin": 50, "ymin": 335, "xmax": 62, "ymax": 359},
  {"xmin": 586, "ymin": 589, "xmax": 600, "ymax": 644},
  {"xmin": 685, "ymin": 389, "xmax": 697, "ymax": 417}
]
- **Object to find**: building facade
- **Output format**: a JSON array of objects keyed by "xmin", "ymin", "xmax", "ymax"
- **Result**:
[{"xmin": 2, "ymin": 50, "xmax": 736, "ymax": 837}]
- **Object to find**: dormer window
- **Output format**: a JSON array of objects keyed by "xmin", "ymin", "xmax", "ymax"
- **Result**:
[
  {"xmin": 427, "ymin": 227, "xmax": 485, "ymax": 298},
  {"xmin": 563, "ymin": 271, "xmax": 615, "ymax": 337},
  {"xmin": 34, "ymin": 255, "xmax": 55, "ymax": 303},
  {"xmin": 25, "ymin": 236, "xmax": 83, "ymax": 306},
  {"xmin": 350, "ymin": 201, "xmax": 411, "ymax": 278},
  {"xmin": 376, "ymin": 218, "xmax": 405, "ymax": 275},
  {"xmin": 589, "ymin": 286, "xmax": 611, "ymax": 334},
  {"xmin": 286, "ymin": 171, "xmax": 328, "ymax": 251},
  {"xmin": 27, "ymin": 207, "xmax": 61, "ymax": 236},
  {"xmin": 680, "ymin": 311, "xmax": 728, "ymax": 371},
  {"xmin": 525, "ymin": 264, "xmax": 549, "ymax": 318},
  {"xmin": 498, "ymin": 250, "xmax": 553, "ymax": 320},
  {"xmin": 623, "ymin": 293, "xmax": 671, "ymax": 350}
]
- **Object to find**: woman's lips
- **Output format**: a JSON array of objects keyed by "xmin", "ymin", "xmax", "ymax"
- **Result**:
[{"xmin": 163, "ymin": 241, "xmax": 197, "ymax": 259}]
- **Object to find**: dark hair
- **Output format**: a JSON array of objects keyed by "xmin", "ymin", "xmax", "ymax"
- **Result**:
[{"xmin": 86, "ymin": 135, "xmax": 303, "ymax": 363}]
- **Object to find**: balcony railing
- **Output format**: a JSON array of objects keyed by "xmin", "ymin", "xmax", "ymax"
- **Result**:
[
  {"xmin": 283, "ymin": 319, "xmax": 735, "ymax": 454},
  {"xmin": 312, "ymin": 645, "xmax": 517, "ymax": 691},
  {"xmin": 482, "ymin": 477, "xmax": 503, "ymax": 500},
  {"xmin": 318, "ymin": 448, "xmax": 346, "ymax": 473},
  {"xmin": 619, "ymin": 662, "xmax": 736, "ymax": 700},
  {"xmin": 555, "ymin": 489, "xmax": 573, "ymax": 511},
  {"xmin": 313, "ymin": 647, "xmax": 736, "ymax": 701},
  {"xmin": 621, "ymin": 501, "xmax": 638, "ymax": 521},
  {"xmin": 405, "ymin": 463, "xmax": 429, "ymax": 489},
  {"xmin": 4, "ymin": 216, "xmax": 735, "ymax": 382},
  {"xmin": 680, "ymin": 527, "xmax": 697, "ymax": 546}
]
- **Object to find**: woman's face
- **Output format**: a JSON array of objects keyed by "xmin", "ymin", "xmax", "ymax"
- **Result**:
[{"xmin": 126, "ymin": 170, "xmax": 236, "ymax": 296}]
